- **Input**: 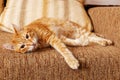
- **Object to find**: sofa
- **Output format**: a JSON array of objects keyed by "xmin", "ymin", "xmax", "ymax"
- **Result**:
[{"xmin": 0, "ymin": 0, "xmax": 120, "ymax": 80}]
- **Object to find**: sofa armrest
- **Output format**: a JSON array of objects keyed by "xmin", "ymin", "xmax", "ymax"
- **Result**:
[
  {"xmin": 0, "ymin": 0, "xmax": 4, "ymax": 14},
  {"xmin": 88, "ymin": 7, "xmax": 120, "ymax": 48}
]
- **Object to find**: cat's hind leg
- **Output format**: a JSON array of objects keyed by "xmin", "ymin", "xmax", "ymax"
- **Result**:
[
  {"xmin": 60, "ymin": 35, "xmax": 89, "ymax": 46},
  {"xmin": 88, "ymin": 33, "xmax": 113, "ymax": 46},
  {"xmin": 61, "ymin": 33, "xmax": 113, "ymax": 47}
]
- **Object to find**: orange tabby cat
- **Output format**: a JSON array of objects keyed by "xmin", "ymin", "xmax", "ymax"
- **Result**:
[{"xmin": 3, "ymin": 18, "xmax": 112, "ymax": 69}]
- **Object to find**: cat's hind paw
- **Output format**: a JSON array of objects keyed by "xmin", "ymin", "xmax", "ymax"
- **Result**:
[
  {"xmin": 65, "ymin": 58, "xmax": 79, "ymax": 69},
  {"xmin": 99, "ymin": 39, "xmax": 113, "ymax": 46}
]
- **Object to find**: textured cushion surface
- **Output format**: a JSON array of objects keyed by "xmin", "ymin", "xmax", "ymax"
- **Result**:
[
  {"xmin": 0, "ymin": 30, "xmax": 120, "ymax": 80},
  {"xmin": 89, "ymin": 7, "xmax": 120, "ymax": 48}
]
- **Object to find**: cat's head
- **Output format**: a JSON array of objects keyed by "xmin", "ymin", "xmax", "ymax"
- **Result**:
[{"xmin": 3, "ymin": 25, "xmax": 39, "ymax": 53}]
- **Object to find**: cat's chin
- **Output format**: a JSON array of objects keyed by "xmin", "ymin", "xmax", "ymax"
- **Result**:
[
  {"xmin": 26, "ymin": 48, "xmax": 38, "ymax": 53},
  {"xmin": 26, "ymin": 44, "xmax": 38, "ymax": 53}
]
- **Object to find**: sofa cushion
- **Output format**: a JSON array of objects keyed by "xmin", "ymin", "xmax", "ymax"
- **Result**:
[
  {"xmin": 0, "ymin": 30, "xmax": 120, "ymax": 80},
  {"xmin": 0, "ymin": 0, "xmax": 92, "ymax": 33},
  {"xmin": 88, "ymin": 7, "xmax": 120, "ymax": 48}
]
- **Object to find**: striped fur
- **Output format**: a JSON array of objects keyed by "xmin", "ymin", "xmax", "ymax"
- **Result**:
[{"xmin": 0, "ymin": 0, "xmax": 92, "ymax": 33}]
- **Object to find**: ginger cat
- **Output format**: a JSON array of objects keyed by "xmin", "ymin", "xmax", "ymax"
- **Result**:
[{"xmin": 3, "ymin": 18, "xmax": 112, "ymax": 69}]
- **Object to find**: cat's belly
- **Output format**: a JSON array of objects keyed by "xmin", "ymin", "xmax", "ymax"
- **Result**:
[{"xmin": 48, "ymin": 26, "xmax": 78, "ymax": 39}]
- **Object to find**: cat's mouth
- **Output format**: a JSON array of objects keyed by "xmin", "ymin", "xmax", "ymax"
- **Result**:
[
  {"xmin": 32, "ymin": 43, "xmax": 38, "ymax": 49},
  {"xmin": 27, "ymin": 43, "xmax": 38, "ymax": 53},
  {"xmin": 31, "ymin": 38, "xmax": 39, "ymax": 50}
]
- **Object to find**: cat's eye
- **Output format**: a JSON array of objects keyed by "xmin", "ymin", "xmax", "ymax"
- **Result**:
[
  {"xmin": 20, "ymin": 44, "xmax": 25, "ymax": 48},
  {"xmin": 26, "ymin": 34, "xmax": 29, "ymax": 39}
]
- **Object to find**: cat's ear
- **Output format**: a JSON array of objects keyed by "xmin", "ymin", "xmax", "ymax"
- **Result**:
[
  {"xmin": 11, "ymin": 24, "xmax": 19, "ymax": 35},
  {"xmin": 3, "ymin": 43, "xmax": 14, "ymax": 51},
  {"xmin": 11, "ymin": 24, "xmax": 22, "ymax": 35}
]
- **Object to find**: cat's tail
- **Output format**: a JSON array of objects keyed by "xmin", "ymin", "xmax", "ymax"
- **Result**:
[{"xmin": 0, "ymin": 23, "xmax": 14, "ymax": 33}]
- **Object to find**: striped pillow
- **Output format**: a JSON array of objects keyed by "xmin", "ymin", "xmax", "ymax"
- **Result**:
[{"xmin": 0, "ymin": 0, "xmax": 93, "ymax": 33}]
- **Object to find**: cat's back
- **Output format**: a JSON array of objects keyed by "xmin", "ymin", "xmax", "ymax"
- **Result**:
[
  {"xmin": 30, "ymin": 18, "xmax": 80, "ymax": 29},
  {"xmin": 25, "ymin": 18, "xmax": 80, "ymax": 35},
  {"xmin": 24, "ymin": 18, "xmax": 81, "ymax": 38},
  {"xmin": 34, "ymin": 18, "xmax": 66, "ymax": 26},
  {"xmin": 25, "ymin": 18, "xmax": 64, "ymax": 29}
]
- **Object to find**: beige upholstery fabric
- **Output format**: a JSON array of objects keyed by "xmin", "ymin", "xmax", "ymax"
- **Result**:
[
  {"xmin": 0, "ymin": 0, "xmax": 92, "ymax": 33},
  {"xmin": 89, "ymin": 7, "xmax": 120, "ymax": 48}
]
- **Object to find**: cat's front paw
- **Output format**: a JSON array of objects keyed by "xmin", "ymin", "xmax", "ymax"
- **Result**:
[
  {"xmin": 65, "ymin": 57, "xmax": 79, "ymax": 69},
  {"xmin": 99, "ymin": 39, "xmax": 113, "ymax": 46}
]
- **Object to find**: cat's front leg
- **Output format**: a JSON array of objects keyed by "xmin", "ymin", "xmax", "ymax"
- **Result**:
[
  {"xmin": 48, "ymin": 34, "xmax": 79, "ymax": 69},
  {"xmin": 65, "ymin": 55, "xmax": 80, "ymax": 69}
]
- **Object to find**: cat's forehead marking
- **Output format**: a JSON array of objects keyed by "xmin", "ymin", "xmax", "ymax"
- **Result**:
[{"xmin": 12, "ymin": 34, "xmax": 26, "ymax": 44}]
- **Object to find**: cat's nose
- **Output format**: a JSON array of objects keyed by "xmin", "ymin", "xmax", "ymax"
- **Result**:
[
  {"xmin": 32, "ymin": 43, "xmax": 36, "ymax": 46},
  {"xmin": 32, "ymin": 43, "xmax": 38, "ymax": 49}
]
